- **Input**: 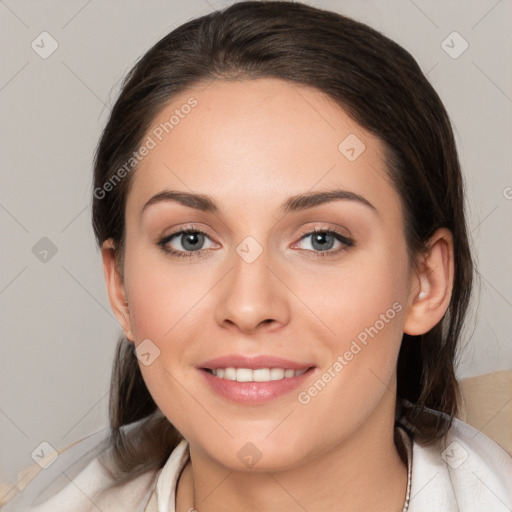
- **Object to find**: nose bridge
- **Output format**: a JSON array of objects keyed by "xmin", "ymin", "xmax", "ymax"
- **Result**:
[{"xmin": 214, "ymin": 235, "xmax": 289, "ymax": 332}]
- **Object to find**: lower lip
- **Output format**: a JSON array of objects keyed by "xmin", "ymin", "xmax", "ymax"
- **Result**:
[{"xmin": 199, "ymin": 368, "xmax": 315, "ymax": 404}]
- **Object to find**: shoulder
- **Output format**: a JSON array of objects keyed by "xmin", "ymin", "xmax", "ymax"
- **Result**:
[
  {"xmin": 1, "ymin": 428, "xmax": 159, "ymax": 512},
  {"xmin": 409, "ymin": 413, "xmax": 512, "ymax": 512}
]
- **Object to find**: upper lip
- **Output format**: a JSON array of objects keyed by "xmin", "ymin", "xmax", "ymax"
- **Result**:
[{"xmin": 198, "ymin": 354, "xmax": 315, "ymax": 371}]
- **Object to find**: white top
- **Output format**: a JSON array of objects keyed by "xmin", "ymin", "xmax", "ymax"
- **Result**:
[{"xmin": 3, "ymin": 414, "xmax": 512, "ymax": 511}]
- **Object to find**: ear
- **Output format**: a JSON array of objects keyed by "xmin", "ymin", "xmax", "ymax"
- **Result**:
[
  {"xmin": 403, "ymin": 227, "xmax": 455, "ymax": 336},
  {"xmin": 101, "ymin": 239, "xmax": 134, "ymax": 341}
]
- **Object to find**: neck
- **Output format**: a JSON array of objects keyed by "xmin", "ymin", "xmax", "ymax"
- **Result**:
[{"xmin": 176, "ymin": 403, "xmax": 408, "ymax": 512}]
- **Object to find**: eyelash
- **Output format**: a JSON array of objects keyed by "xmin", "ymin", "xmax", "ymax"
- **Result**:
[{"xmin": 157, "ymin": 226, "xmax": 354, "ymax": 259}]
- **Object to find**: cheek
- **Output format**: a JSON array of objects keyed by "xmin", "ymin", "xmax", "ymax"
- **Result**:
[
  {"xmin": 121, "ymin": 243, "xmax": 216, "ymax": 417},
  {"xmin": 122, "ymin": 248, "xmax": 211, "ymax": 433},
  {"xmin": 123, "ymin": 245, "xmax": 205, "ymax": 344},
  {"xmin": 305, "ymin": 240, "xmax": 408, "ymax": 352},
  {"xmin": 290, "ymin": 270, "xmax": 407, "ymax": 446},
  {"xmin": 298, "ymin": 237, "xmax": 409, "ymax": 403}
]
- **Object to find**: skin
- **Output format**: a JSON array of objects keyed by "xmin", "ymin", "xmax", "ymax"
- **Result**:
[{"xmin": 102, "ymin": 78, "xmax": 454, "ymax": 511}]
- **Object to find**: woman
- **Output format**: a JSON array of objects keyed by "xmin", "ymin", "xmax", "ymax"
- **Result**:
[{"xmin": 4, "ymin": 1, "xmax": 511, "ymax": 511}]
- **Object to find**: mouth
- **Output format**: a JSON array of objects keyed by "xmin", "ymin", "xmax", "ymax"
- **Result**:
[{"xmin": 197, "ymin": 355, "xmax": 317, "ymax": 404}]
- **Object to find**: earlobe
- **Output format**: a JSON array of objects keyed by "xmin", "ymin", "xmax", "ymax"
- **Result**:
[
  {"xmin": 101, "ymin": 239, "xmax": 134, "ymax": 341},
  {"xmin": 403, "ymin": 228, "xmax": 454, "ymax": 336}
]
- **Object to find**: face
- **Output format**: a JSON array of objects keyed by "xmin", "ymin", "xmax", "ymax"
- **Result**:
[{"xmin": 112, "ymin": 78, "xmax": 419, "ymax": 471}]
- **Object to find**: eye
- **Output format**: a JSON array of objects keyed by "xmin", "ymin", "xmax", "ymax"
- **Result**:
[
  {"xmin": 157, "ymin": 226, "xmax": 354, "ymax": 259},
  {"xmin": 158, "ymin": 228, "xmax": 217, "ymax": 258},
  {"xmin": 293, "ymin": 228, "xmax": 354, "ymax": 256}
]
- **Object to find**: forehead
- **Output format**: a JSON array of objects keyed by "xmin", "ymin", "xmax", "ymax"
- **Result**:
[{"xmin": 127, "ymin": 77, "xmax": 399, "ymax": 220}]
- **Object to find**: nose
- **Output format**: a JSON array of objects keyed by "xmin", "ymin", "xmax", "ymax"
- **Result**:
[{"xmin": 214, "ymin": 244, "xmax": 290, "ymax": 334}]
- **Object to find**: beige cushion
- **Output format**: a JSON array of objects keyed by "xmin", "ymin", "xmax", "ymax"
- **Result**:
[{"xmin": 458, "ymin": 370, "xmax": 512, "ymax": 456}]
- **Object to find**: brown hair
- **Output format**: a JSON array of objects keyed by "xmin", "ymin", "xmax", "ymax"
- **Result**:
[{"xmin": 92, "ymin": 0, "xmax": 473, "ymax": 480}]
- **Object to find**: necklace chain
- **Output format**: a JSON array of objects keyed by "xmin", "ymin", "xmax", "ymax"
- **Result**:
[{"xmin": 400, "ymin": 426, "xmax": 413, "ymax": 512}]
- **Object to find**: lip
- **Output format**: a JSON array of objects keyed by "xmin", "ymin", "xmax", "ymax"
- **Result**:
[
  {"xmin": 198, "ymin": 354, "xmax": 314, "ymax": 371},
  {"xmin": 196, "ymin": 354, "xmax": 317, "ymax": 404}
]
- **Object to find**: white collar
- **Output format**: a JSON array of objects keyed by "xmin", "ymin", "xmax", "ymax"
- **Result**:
[
  {"xmin": 151, "ymin": 417, "xmax": 512, "ymax": 512},
  {"xmin": 154, "ymin": 438, "xmax": 189, "ymax": 512}
]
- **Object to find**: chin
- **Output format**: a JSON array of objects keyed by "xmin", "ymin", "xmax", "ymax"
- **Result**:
[{"xmin": 193, "ymin": 435, "xmax": 311, "ymax": 473}]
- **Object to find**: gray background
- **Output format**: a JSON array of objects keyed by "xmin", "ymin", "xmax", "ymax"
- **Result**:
[{"xmin": 1, "ymin": 0, "xmax": 511, "ymax": 482}]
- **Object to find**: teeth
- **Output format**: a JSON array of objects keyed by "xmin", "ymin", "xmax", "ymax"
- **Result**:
[
  {"xmin": 270, "ymin": 368, "xmax": 285, "ymax": 380},
  {"xmin": 254, "ymin": 369, "xmax": 270, "ymax": 382},
  {"xmin": 210, "ymin": 367, "xmax": 307, "ymax": 382},
  {"xmin": 224, "ymin": 367, "xmax": 237, "ymax": 381},
  {"xmin": 236, "ymin": 368, "xmax": 253, "ymax": 382}
]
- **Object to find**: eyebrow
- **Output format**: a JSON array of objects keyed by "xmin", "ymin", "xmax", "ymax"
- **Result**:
[{"xmin": 140, "ymin": 188, "xmax": 377, "ymax": 218}]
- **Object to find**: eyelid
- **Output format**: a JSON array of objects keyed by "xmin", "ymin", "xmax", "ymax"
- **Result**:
[
  {"xmin": 158, "ymin": 225, "xmax": 218, "ymax": 248},
  {"xmin": 294, "ymin": 224, "xmax": 352, "ymax": 242},
  {"xmin": 159, "ymin": 223, "xmax": 213, "ymax": 240}
]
